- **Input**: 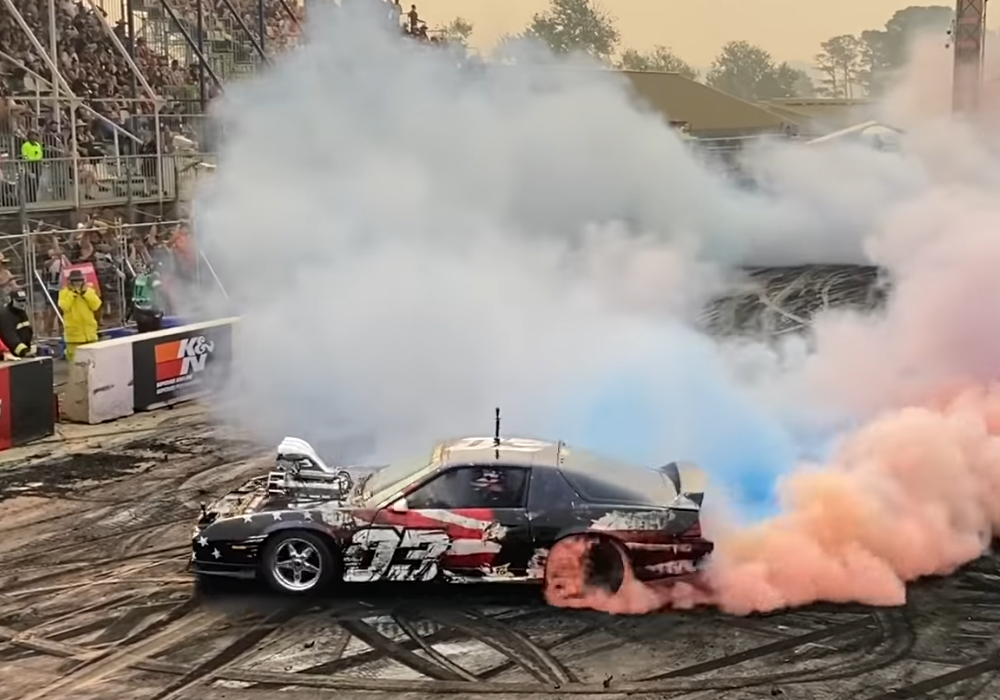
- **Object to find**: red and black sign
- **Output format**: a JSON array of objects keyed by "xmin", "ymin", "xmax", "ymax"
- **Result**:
[
  {"xmin": 132, "ymin": 324, "xmax": 233, "ymax": 411},
  {"xmin": 0, "ymin": 357, "xmax": 55, "ymax": 451}
]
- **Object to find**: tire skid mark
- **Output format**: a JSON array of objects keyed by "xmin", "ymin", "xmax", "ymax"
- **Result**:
[
  {"xmin": 1, "ymin": 560, "xmax": 177, "ymax": 601},
  {"xmin": 0, "ymin": 620, "xmax": 966, "ymax": 695},
  {"xmin": 0, "ymin": 519, "xmax": 192, "ymax": 568},
  {"xmin": 19, "ymin": 608, "xmax": 222, "ymax": 700},
  {"xmin": 864, "ymin": 654, "xmax": 1000, "ymax": 699},
  {"xmin": 756, "ymin": 609, "xmax": 915, "ymax": 688},
  {"xmin": 336, "ymin": 617, "xmax": 470, "ymax": 681},
  {"xmin": 244, "ymin": 622, "xmax": 465, "ymax": 681},
  {"xmin": 0, "ymin": 545, "xmax": 189, "ymax": 595},
  {"xmin": 6, "ymin": 576, "xmax": 191, "ymax": 598},
  {"xmin": 478, "ymin": 623, "xmax": 600, "ymax": 681},
  {"xmin": 634, "ymin": 616, "xmax": 877, "ymax": 681},
  {"xmin": 248, "ymin": 603, "xmax": 555, "ymax": 683},
  {"xmin": 462, "ymin": 608, "xmax": 576, "ymax": 684},
  {"xmin": 0, "ymin": 623, "xmax": 101, "ymax": 661},
  {"xmin": 393, "ymin": 613, "xmax": 480, "ymax": 682},
  {"xmin": 148, "ymin": 603, "xmax": 310, "ymax": 700},
  {"xmin": 0, "ymin": 562, "xmax": 165, "ymax": 620},
  {"xmin": 0, "ymin": 592, "xmax": 136, "ymax": 633},
  {"xmin": 421, "ymin": 609, "xmax": 573, "ymax": 685},
  {"xmin": 46, "ymin": 594, "xmax": 201, "ymax": 669},
  {"xmin": 91, "ymin": 601, "xmax": 190, "ymax": 647}
]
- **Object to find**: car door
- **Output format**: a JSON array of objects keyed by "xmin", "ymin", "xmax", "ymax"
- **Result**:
[{"xmin": 393, "ymin": 464, "xmax": 534, "ymax": 581}]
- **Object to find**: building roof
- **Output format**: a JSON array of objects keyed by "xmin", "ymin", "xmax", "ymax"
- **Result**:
[
  {"xmin": 619, "ymin": 70, "xmax": 791, "ymax": 137},
  {"xmin": 758, "ymin": 98, "xmax": 873, "ymax": 135}
]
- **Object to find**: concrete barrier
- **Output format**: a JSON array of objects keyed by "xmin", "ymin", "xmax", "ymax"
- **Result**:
[
  {"xmin": 64, "ymin": 317, "xmax": 238, "ymax": 424},
  {"xmin": 0, "ymin": 357, "xmax": 56, "ymax": 447}
]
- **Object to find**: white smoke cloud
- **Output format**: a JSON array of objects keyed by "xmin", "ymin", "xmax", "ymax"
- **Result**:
[{"xmin": 193, "ymin": 0, "xmax": 948, "ymax": 466}]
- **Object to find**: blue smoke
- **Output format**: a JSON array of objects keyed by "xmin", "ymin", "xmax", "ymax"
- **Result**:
[{"xmin": 548, "ymin": 322, "xmax": 809, "ymax": 522}]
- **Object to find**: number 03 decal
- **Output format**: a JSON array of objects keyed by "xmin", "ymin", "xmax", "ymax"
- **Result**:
[
  {"xmin": 343, "ymin": 528, "xmax": 450, "ymax": 583},
  {"xmin": 453, "ymin": 437, "xmax": 550, "ymax": 452}
]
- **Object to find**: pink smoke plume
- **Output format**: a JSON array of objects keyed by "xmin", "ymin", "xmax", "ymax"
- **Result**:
[
  {"xmin": 703, "ymin": 189, "xmax": 1000, "ymax": 614},
  {"xmin": 545, "ymin": 384, "xmax": 1000, "ymax": 615},
  {"xmin": 709, "ymin": 386, "xmax": 1000, "ymax": 614},
  {"xmin": 667, "ymin": 188, "xmax": 1000, "ymax": 615},
  {"xmin": 546, "ymin": 127, "xmax": 1000, "ymax": 617}
]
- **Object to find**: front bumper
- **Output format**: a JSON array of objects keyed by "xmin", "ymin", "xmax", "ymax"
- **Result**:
[
  {"xmin": 191, "ymin": 559, "xmax": 257, "ymax": 579},
  {"xmin": 189, "ymin": 532, "xmax": 261, "ymax": 579}
]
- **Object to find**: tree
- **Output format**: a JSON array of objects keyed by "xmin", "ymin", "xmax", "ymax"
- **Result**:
[
  {"xmin": 814, "ymin": 6, "xmax": 953, "ymax": 96},
  {"xmin": 439, "ymin": 17, "xmax": 474, "ymax": 46},
  {"xmin": 524, "ymin": 0, "xmax": 620, "ymax": 59},
  {"xmin": 789, "ymin": 68, "xmax": 816, "ymax": 98},
  {"xmin": 814, "ymin": 34, "xmax": 864, "ymax": 98},
  {"xmin": 618, "ymin": 45, "xmax": 698, "ymax": 80},
  {"xmin": 706, "ymin": 41, "xmax": 808, "ymax": 101}
]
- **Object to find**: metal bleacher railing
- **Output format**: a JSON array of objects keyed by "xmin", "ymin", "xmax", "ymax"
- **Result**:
[
  {"xmin": 0, "ymin": 153, "xmax": 178, "ymax": 213},
  {"xmin": 2, "ymin": 217, "xmax": 227, "ymax": 345}
]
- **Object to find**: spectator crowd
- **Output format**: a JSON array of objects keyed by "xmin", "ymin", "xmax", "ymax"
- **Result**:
[
  {"xmin": 0, "ymin": 0, "xmax": 307, "ymax": 169},
  {"xmin": 0, "ymin": 0, "xmax": 448, "ymax": 208},
  {"xmin": 0, "ymin": 214, "xmax": 200, "ymax": 341}
]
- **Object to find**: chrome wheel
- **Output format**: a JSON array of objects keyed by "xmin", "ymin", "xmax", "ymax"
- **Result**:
[{"xmin": 271, "ymin": 537, "xmax": 323, "ymax": 591}]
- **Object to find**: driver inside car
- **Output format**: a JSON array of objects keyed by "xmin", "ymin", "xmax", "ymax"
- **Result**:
[{"xmin": 470, "ymin": 468, "xmax": 518, "ymax": 507}]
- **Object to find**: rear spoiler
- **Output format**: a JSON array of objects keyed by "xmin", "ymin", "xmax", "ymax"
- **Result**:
[{"xmin": 656, "ymin": 461, "xmax": 705, "ymax": 511}]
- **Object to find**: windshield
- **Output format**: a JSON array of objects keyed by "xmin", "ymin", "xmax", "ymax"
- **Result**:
[{"xmin": 364, "ymin": 448, "xmax": 438, "ymax": 505}]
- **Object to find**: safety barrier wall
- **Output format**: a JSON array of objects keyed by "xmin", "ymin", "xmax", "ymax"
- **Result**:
[
  {"xmin": 0, "ymin": 357, "xmax": 56, "ymax": 450},
  {"xmin": 64, "ymin": 317, "xmax": 238, "ymax": 424}
]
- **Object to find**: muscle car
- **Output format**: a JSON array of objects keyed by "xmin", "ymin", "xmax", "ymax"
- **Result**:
[{"xmin": 191, "ymin": 434, "xmax": 713, "ymax": 598}]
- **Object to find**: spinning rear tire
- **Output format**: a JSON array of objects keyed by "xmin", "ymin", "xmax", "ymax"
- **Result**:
[{"xmin": 543, "ymin": 533, "xmax": 630, "ymax": 608}]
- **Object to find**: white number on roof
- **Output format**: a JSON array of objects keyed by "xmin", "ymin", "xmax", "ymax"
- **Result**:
[{"xmin": 452, "ymin": 437, "xmax": 550, "ymax": 452}]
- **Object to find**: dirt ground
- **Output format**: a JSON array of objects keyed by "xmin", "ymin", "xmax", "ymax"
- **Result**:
[{"xmin": 0, "ymin": 406, "xmax": 999, "ymax": 700}]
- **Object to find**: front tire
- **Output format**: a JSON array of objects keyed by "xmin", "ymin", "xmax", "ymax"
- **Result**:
[{"xmin": 260, "ymin": 530, "xmax": 338, "ymax": 596}]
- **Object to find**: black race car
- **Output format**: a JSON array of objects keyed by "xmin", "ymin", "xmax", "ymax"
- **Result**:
[{"xmin": 191, "ymin": 434, "xmax": 713, "ymax": 597}]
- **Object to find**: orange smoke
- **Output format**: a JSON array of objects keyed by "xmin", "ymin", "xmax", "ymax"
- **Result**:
[
  {"xmin": 708, "ymin": 384, "xmax": 1000, "ymax": 614},
  {"xmin": 546, "ymin": 385, "xmax": 1000, "ymax": 616}
]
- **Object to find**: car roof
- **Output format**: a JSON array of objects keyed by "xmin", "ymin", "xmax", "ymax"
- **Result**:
[{"xmin": 437, "ymin": 436, "xmax": 564, "ymax": 469}]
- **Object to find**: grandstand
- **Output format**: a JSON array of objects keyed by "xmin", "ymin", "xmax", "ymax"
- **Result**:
[
  {"xmin": 0, "ymin": 0, "xmax": 450, "ymax": 347},
  {"xmin": 0, "ymin": 0, "xmax": 455, "ymax": 215},
  {"xmin": 0, "ymin": 0, "xmax": 311, "ymax": 215}
]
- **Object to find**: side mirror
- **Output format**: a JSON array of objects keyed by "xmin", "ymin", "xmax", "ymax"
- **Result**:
[{"xmin": 388, "ymin": 497, "xmax": 408, "ymax": 513}]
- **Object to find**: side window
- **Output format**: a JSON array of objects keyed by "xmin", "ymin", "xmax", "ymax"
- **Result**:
[{"xmin": 407, "ymin": 466, "xmax": 529, "ymax": 510}]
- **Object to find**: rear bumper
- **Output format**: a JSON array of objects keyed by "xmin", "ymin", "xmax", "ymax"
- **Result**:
[{"xmin": 629, "ymin": 538, "xmax": 714, "ymax": 581}]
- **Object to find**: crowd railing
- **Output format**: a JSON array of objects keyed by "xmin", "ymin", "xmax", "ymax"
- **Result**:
[
  {"xmin": 0, "ymin": 219, "xmax": 228, "ymax": 346},
  {"xmin": 0, "ymin": 154, "xmax": 180, "ymax": 214}
]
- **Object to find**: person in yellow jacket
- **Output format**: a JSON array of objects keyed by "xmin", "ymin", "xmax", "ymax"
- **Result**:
[{"xmin": 59, "ymin": 269, "xmax": 101, "ymax": 362}]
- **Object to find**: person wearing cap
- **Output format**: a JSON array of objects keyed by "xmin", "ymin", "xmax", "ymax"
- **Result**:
[
  {"xmin": 59, "ymin": 269, "xmax": 101, "ymax": 362},
  {"xmin": 0, "ymin": 290, "xmax": 35, "ymax": 359}
]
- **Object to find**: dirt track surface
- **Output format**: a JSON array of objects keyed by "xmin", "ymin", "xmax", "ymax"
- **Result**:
[{"xmin": 1, "ymin": 408, "xmax": 999, "ymax": 700}]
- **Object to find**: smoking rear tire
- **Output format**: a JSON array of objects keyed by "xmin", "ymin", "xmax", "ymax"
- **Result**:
[
  {"xmin": 260, "ymin": 530, "xmax": 338, "ymax": 596},
  {"xmin": 543, "ymin": 533, "xmax": 631, "ymax": 607},
  {"xmin": 586, "ymin": 537, "xmax": 626, "ymax": 594}
]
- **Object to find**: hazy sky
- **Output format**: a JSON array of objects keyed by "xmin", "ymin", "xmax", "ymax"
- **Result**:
[{"xmin": 414, "ymin": 0, "xmax": 996, "ymax": 66}]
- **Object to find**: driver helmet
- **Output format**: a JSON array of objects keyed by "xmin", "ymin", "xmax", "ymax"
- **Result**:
[{"xmin": 472, "ymin": 468, "xmax": 506, "ymax": 493}]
